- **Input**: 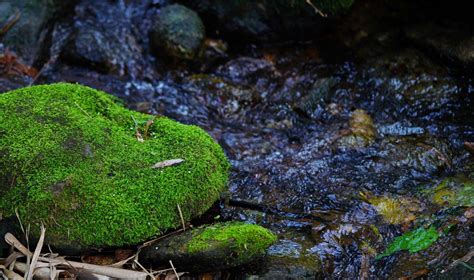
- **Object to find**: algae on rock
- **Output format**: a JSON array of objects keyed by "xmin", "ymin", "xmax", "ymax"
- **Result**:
[
  {"xmin": 139, "ymin": 222, "xmax": 277, "ymax": 271},
  {"xmin": 0, "ymin": 83, "xmax": 230, "ymax": 248}
]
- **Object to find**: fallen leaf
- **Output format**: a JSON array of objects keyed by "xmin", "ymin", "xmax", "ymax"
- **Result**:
[
  {"xmin": 152, "ymin": 159, "xmax": 184, "ymax": 169},
  {"xmin": 376, "ymin": 225, "xmax": 439, "ymax": 260}
]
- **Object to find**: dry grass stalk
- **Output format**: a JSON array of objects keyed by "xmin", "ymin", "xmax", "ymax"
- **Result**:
[
  {"xmin": 177, "ymin": 204, "xmax": 186, "ymax": 231},
  {"xmin": 169, "ymin": 260, "xmax": 180, "ymax": 280},
  {"xmin": 4, "ymin": 232, "xmax": 149, "ymax": 279},
  {"xmin": 140, "ymin": 228, "xmax": 184, "ymax": 248},
  {"xmin": 26, "ymin": 224, "xmax": 45, "ymax": 280}
]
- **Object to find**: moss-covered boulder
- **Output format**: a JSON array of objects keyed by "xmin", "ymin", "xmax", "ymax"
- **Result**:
[
  {"xmin": 139, "ymin": 222, "xmax": 277, "ymax": 271},
  {"xmin": 150, "ymin": 4, "xmax": 205, "ymax": 60},
  {"xmin": 0, "ymin": 83, "xmax": 230, "ymax": 248}
]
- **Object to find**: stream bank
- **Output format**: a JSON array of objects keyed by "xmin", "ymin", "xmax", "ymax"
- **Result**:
[{"xmin": 1, "ymin": 0, "xmax": 473, "ymax": 278}]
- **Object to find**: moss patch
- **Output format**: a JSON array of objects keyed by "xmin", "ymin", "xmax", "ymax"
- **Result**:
[
  {"xmin": 187, "ymin": 222, "xmax": 277, "ymax": 261},
  {"xmin": 0, "ymin": 83, "xmax": 230, "ymax": 247},
  {"xmin": 431, "ymin": 176, "xmax": 474, "ymax": 207}
]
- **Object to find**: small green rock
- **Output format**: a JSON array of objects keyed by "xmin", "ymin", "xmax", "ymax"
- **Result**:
[
  {"xmin": 0, "ymin": 83, "xmax": 230, "ymax": 248},
  {"xmin": 139, "ymin": 222, "xmax": 277, "ymax": 272}
]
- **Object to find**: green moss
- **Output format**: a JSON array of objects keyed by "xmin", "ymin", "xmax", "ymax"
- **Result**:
[
  {"xmin": 430, "ymin": 176, "xmax": 474, "ymax": 207},
  {"xmin": 187, "ymin": 222, "xmax": 277, "ymax": 261},
  {"xmin": 0, "ymin": 83, "xmax": 230, "ymax": 247}
]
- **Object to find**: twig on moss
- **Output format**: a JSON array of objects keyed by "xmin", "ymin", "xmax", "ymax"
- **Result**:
[
  {"xmin": 177, "ymin": 204, "xmax": 186, "ymax": 231},
  {"xmin": 74, "ymin": 102, "xmax": 92, "ymax": 118},
  {"xmin": 14, "ymin": 209, "xmax": 24, "ymax": 236},
  {"xmin": 143, "ymin": 116, "xmax": 156, "ymax": 140},
  {"xmin": 305, "ymin": 0, "xmax": 327, "ymax": 17},
  {"xmin": 131, "ymin": 115, "xmax": 144, "ymax": 142}
]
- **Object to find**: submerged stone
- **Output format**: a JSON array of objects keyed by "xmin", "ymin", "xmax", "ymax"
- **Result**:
[
  {"xmin": 245, "ymin": 239, "xmax": 321, "ymax": 279},
  {"xmin": 139, "ymin": 222, "xmax": 277, "ymax": 272},
  {"xmin": 0, "ymin": 83, "xmax": 230, "ymax": 248},
  {"xmin": 430, "ymin": 176, "xmax": 474, "ymax": 207},
  {"xmin": 338, "ymin": 109, "xmax": 378, "ymax": 148}
]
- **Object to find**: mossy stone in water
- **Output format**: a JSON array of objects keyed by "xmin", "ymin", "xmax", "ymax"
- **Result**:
[
  {"xmin": 150, "ymin": 4, "xmax": 205, "ymax": 60},
  {"xmin": 0, "ymin": 83, "xmax": 230, "ymax": 248},
  {"xmin": 139, "ymin": 222, "xmax": 277, "ymax": 272}
]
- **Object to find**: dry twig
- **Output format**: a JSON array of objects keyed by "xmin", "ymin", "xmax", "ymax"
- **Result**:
[
  {"xmin": 26, "ymin": 224, "xmax": 45, "ymax": 280},
  {"xmin": 177, "ymin": 204, "xmax": 186, "ymax": 231},
  {"xmin": 5, "ymin": 233, "xmax": 149, "ymax": 279},
  {"xmin": 169, "ymin": 260, "xmax": 180, "ymax": 280}
]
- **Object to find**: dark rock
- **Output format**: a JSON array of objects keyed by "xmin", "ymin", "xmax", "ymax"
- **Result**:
[
  {"xmin": 406, "ymin": 22, "xmax": 474, "ymax": 70},
  {"xmin": 292, "ymin": 77, "xmax": 337, "ymax": 119},
  {"xmin": 179, "ymin": 0, "xmax": 354, "ymax": 42},
  {"xmin": 150, "ymin": 4, "xmax": 205, "ymax": 60},
  {"xmin": 0, "ymin": 217, "xmax": 23, "ymax": 256},
  {"xmin": 139, "ymin": 222, "xmax": 276, "ymax": 272},
  {"xmin": 216, "ymin": 57, "xmax": 276, "ymax": 85},
  {"xmin": 60, "ymin": 0, "xmax": 145, "ymax": 76},
  {"xmin": 0, "ymin": 0, "xmax": 56, "ymax": 64}
]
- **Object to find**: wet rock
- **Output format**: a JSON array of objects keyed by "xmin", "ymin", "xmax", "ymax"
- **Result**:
[
  {"xmin": 338, "ymin": 109, "xmax": 377, "ymax": 148},
  {"xmin": 0, "ymin": 0, "xmax": 56, "ymax": 63},
  {"xmin": 150, "ymin": 4, "xmax": 205, "ymax": 60},
  {"xmin": 217, "ymin": 57, "xmax": 276, "ymax": 85},
  {"xmin": 245, "ymin": 239, "xmax": 321, "ymax": 280},
  {"xmin": 179, "ymin": 0, "xmax": 354, "ymax": 41},
  {"xmin": 406, "ymin": 22, "xmax": 474, "ymax": 69},
  {"xmin": 181, "ymin": 74, "xmax": 259, "ymax": 122},
  {"xmin": 355, "ymin": 48, "xmax": 469, "ymax": 123},
  {"xmin": 60, "ymin": 0, "xmax": 144, "ymax": 76},
  {"xmin": 364, "ymin": 193, "xmax": 420, "ymax": 225},
  {"xmin": 429, "ymin": 175, "xmax": 474, "ymax": 207},
  {"xmin": 0, "ymin": 83, "xmax": 230, "ymax": 249},
  {"xmin": 139, "ymin": 222, "xmax": 276, "ymax": 272},
  {"xmin": 292, "ymin": 77, "xmax": 337, "ymax": 119},
  {"xmin": 383, "ymin": 136, "xmax": 452, "ymax": 179}
]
